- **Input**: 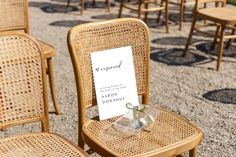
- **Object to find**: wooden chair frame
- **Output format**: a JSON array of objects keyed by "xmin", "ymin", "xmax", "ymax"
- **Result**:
[
  {"xmin": 66, "ymin": 0, "xmax": 111, "ymax": 15},
  {"xmin": 183, "ymin": 0, "xmax": 236, "ymax": 70},
  {"xmin": 118, "ymin": 0, "xmax": 170, "ymax": 33},
  {"xmin": 0, "ymin": 32, "xmax": 88, "ymax": 157},
  {"xmin": 67, "ymin": 18, "xmax": 202, "ymax": 157},
  {"xmin": 0, "ymin": 0, "xmax": 60, "ymax": 114},
  {"xmin": 168, "ymin": 0, "xmax": 195, "ymax": 30}
]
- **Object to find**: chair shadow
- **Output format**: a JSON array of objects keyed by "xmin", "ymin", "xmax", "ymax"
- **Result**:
[
  {"xmin": 195, "ymin": 42, "xmax": 236, "ymax": 58},
  {"xmin": 83, "ymin": 1, "xmax": 117, "ymax": 9},
  {"xmin": 50, "ymin": 20, "xmax": 92, "ymax": 27},
  {"xmin": 152, "ymin": 36, "xmax": 188, "ymax": 46},
  {"xmin": 145, "ymin": 18, "xmax": 170, "ymax": 29},
  {"xmin": 169, "ymin": 11, "xmax": 193, "ymax": 23},
  {"xmin": 51, "ymin": 0, "xmax": 78, "ymax": 3},
  {"xmin": 91, "ymin": 14, "xmax": 134, "ymax": 20},
  {"xmin": 29, "ymin": 2, "xmax": 78, "ymax": 13},
  {"xmin": 150, "ymin": 48, "xmax": 208, "ymax": 66},
  {"xmin": 203, "ymin": 88, "xmax": 236, "ymax": 104}
]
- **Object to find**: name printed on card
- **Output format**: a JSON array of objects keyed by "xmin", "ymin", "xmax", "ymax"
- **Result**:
[{"xmin": 91, "ymin": 46, "xmax": 139, "ymax": 120}]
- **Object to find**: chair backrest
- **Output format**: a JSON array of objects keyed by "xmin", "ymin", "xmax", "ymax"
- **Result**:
[
  {"xmin": 67, "ymin": 18, "xmax": 150, "ymax": 124},
  {"xmin": 0, "ymin": 32, "xmax": 48, "ymax": 131},
  {"xmin": 0, "ymin": 0, "xmax": 29, "ymax": 33}
]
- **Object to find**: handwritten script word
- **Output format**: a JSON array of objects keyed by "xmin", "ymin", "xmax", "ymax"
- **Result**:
[{"xmin": 95, "ymin": 61, "xmax": 122, "ymax": 72}]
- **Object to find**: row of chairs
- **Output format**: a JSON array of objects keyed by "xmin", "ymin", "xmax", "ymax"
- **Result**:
[
  {"xmin": 0, "ymin": 18, "xmax": 202, "ymax": 156},
  {"xmin": 0, "ymin": 0, "xmax": 235, "ymax": 156},
  {"xmin": 67, "ymin": 0, "xmax": 195, "ymax": 31},
  {"xmin": 67, "ymin": 0, "xmax": 236, "ymax": 70}
]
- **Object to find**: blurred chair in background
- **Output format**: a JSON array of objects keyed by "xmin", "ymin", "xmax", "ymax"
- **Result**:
[
  {"xmin": 0, "ymin": 32, "xmax": 88, "ymax": 157},
  {"xmin": 0, "ymin": 0, "xmax": 60, "ymax": 114},
  {"xmin": 183, "ymin": 0, "xmax": 236, "ymax": 70}
]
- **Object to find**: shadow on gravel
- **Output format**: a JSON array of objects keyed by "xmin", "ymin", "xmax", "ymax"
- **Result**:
[
  {"xmin": 150, "ymin": 48, "xmax": 208, "ymax": 66},
  {"xmin": 92, "ymin": 14, "xmax": 134, "ymax": 20},
  {"xmin": 50, "ymin": 20, "xmax": 91, "ymax": 27},
  {"xmin": 82, "ymin": 1, "xmax": 116, "ymax": 8},
  {"xmin": 169, "ymin": 11, "xmax": 193, "ymax": 23},
  {"xmin": 51, "ymin": 0, "xmax": 78, "ymax": 3},
  {"xmin": 29, "ymin": 2, "xmax": 78, "ymax": 13},
  {"xmin": 196, "ymin": 42, "xmax": 236, "ymax": 57},
  {"xmin": 152, "ymin": 37, "xmax": 188, "ymax": 46},
  {"xmin": 203, "ymin": 88, "xmax": 236, "ymax": 104}
]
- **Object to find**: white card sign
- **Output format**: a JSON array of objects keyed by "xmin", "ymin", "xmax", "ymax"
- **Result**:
[{"xmin": 91, "ymin": 46, "xmax": 139, "ymax": 120}]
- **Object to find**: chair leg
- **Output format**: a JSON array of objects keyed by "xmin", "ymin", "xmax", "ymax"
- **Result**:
[
  {"xmin": 157, "ymin": 0, "xmax": 164, "ymax": 23},
  {"xmin": 93, "ymin": 0, "xmax": 96, "ymax": 6},
  {"xmin": 138, "ymin": 2, "xmax": 142, "ymax": 19},
  {"xmin": 144, "ymin": 3, "xmax": 149, "ymax": 22},
  {"xmin": 78, "ymin": 125, "xmax": 85, "ymax": 148},
  {"xmin": 118, "ymin": 0, "xmax": 124, "ymax": 18},
  {"xmin": 189, "ymin": 147, "xmax": 197, "ymax": 157},
  {"xmin": 179, "ymin": 0, "xmax": 184, "ymax": 30},
  {"xmin": 80, "ymin": 0, "xmax": 84, "ymax": 15},
  {"xmin": 182, "ymin": 12, "xmax": 198, "ymax": 56},
  {"xmin": 211, "ymin": 25, "xmax": 220, "ymax": 50},
  {"xmin": 226, "ymin": 27, "xmax": 235, "ymax": 49},
  {"xmin": 106, "ymin": 0, "xmax": 111, "ymax": 12},
  {"xmin": 216, "ymin": 25, "xmax": 225, "ymax": 71},
  {"xmin": 165, "ymin": 0, "xmax": 169, "ymax": 33},
  {"xmin": 47, "ymin": 58, "xmax": 60, "ymax": 115},
  {"xmin": 67, "ymin": 0, "xmax": 71, "ymax": 8}
]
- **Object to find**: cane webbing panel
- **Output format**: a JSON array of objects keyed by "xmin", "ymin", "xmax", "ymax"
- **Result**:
[
  {"xmin": 70, "ymin": 19, "xmax": 149, "ymax": 108},
  {"xmin": 0, "ymin": 0, "xmax": 26, "ymax": 31},
  {"xmin": 0, "ymin": 133, "xmax": 86, "ymax": 157},
  {"xmin": 84, "ymin": 107, "xmax": 200, "ymax": 156},
  {"xmin": 0, "ymin": 35, "xmax": 44, "ymax": 128}
]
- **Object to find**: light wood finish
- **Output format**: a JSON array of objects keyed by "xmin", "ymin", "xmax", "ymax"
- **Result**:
[
  {"xmin": 0, "ymin": 32, "xmax": 88, "ymax": 157},
  {"xmin": 168, "ymin": 0, "xmax": 195, "ymax": 30},
  {"xmin": 118, "ymin": 0, "xmax": 169, "ymax": 33},
  {"xmin": 183, "ymin": 0, "xmax": 236, "ymax": 71},
  {"xmin": 67, "ymin": 18, "xmax": 202, "ymax": 156},
  {"xmin": 0, "ymin": 0, "xmax": 60, "ymax": 114},
  {"xmin": 67, "ymin": 0, "xmax": 111, "ymax": 15}
]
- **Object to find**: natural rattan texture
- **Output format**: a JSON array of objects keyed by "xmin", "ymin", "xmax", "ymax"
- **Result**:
[
  {"xmin": 0, "ymin": 33, "xmax": 89, "ymax": 157},
  {"xmin": 84, "ymin": 106, "xmax": 200, "ymax": 156},
  {"xmin": 0, "ymin": 133, "xmax": 86, "ymax": 157},
  {"xmin": 68, "ymin": 18, "xmax": 202, "ymax": 156},
  {"xmin": 0, "ymin": 34, "xmax": 44, "ymax": 128},
  {"xmin": 0, "ymin": 0, "xmax": 27, "ymax": 32},
  {"xmin": 0, "ymin": 0, "xmax": 60, "ymax": 115},
  {"xmin": 69, "ymin": 18, "xmax": 149, "ymax": 108}
]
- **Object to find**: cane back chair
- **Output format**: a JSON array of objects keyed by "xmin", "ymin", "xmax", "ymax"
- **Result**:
[
  {"xmin": 67, "ymin": 0, "xmax": 111, "ymax": 15},
  {"xmin": 118, "ymin": 0, "xmax": 169, "ymax": 33},
  {"xmin": 182, "ymin": 0, "xmax": 236, "ymax": 71},
  {"xmin": 0, "ymin": 32, "xmax": 88, "ymax": 157},
  {"xmin": 67, "ymin": 18, "xmax": 202, "ymax": 157},
  {"xmin": 0, "ymin": 0, "xmax": 60, "ymax": 114}
]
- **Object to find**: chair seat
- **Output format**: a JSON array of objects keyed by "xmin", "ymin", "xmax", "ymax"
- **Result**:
[
  {"xmin": 198, "ymin": 8, "xmax": 236, "ymax": 25},
  {"xmin": 0, "ymin": 132, "xmax": 87, "ymax": 157},
  {"xmin": 82, "ymin": 106, "xmax": 202, "ymax": 156},
  {"xmin": 37, "ymin": 40, "xmax": 56, "ymax": 59}
]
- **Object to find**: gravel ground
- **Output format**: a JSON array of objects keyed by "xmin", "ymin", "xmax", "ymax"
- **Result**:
[{"xmin": 1, "ymin": 0, "xmax": 236, "ymax": 156}]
